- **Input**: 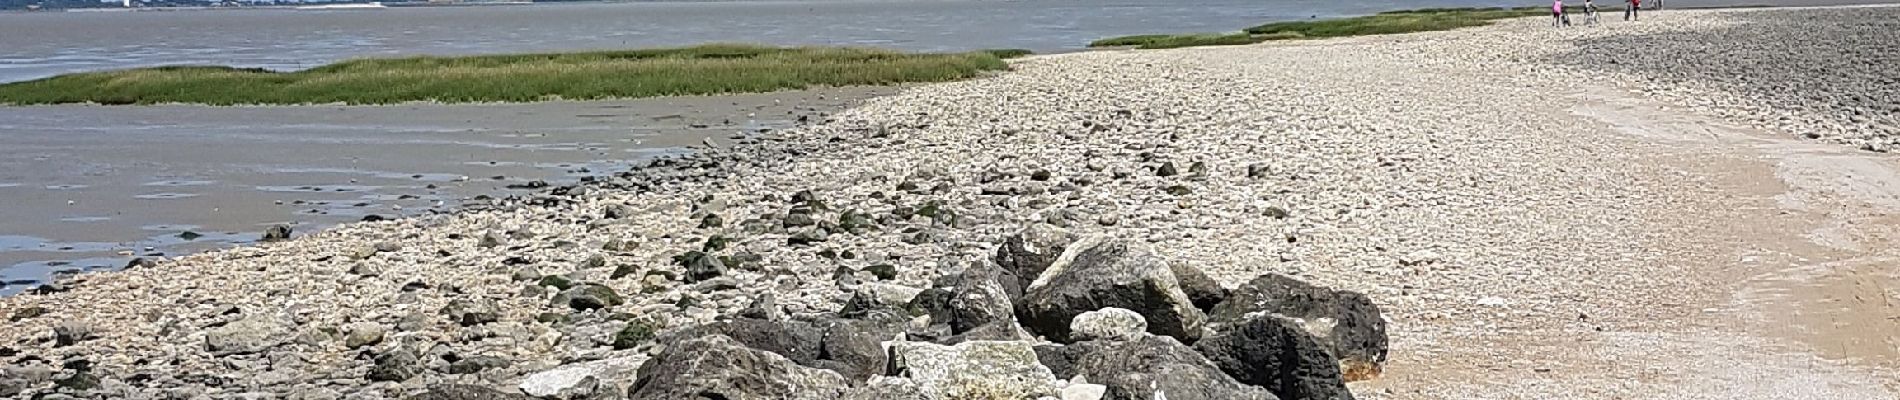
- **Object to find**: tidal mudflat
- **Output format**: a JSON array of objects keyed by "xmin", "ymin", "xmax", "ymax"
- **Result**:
[{"xmin": 0, "ymin": 86, "xmax": 892, "ymax": 294}]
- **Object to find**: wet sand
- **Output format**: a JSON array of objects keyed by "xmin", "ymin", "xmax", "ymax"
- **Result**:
[{"xmin": 0, "ymin": 86, "xmax": 895, "ymax": 294}]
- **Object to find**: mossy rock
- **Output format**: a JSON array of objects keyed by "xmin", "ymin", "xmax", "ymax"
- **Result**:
[{"xmin": 613, "ymin": 320, "xmax": 658, "ymax": 350}]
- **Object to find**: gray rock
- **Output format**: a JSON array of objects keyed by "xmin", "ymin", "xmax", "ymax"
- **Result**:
[
  {"xmin": 627, "ymin": 334, "xmax": 848, "ymax": 400},
  {"xmin": 520, "ymin": 356, "xmax": 647, "ymax": 398},
  {"xmin": 1018, "ymin": 238, "xmax": 1205, "ymax": 343},
  {"xmin": 887, "ymin": 340, "xmax": 1058, "ymax": 399},
  {"xmin": 1069, "ymin": 308, "xmax": 1146, "ymax": 342},
  {"xmin": 284, "ymin": 387, "xmax": 343, "ymax": 400},
  {"xmin": 811, "ymin": 317, "xmax": 906, "ymax": 381},
  {"xmin": 441, "ymin": 299, "xmax": 501, "ymax": 327},
  {"xmin": 841, "ymin": 376, "xmax": 929, "ymax": 400},
  {"xmin": 205, "ymin": 314, "xmax": 293, "ymax": 355},
  {"xmin": 1065, "ymin": 336, "xmax": 1276, "ymax": 400},
  {"xmin": 1208, "ymin": 273, "xmax": 1387, "ymax": 381},
  {"xmin": 53, "ymin": 321, "xmax": 93, "ymax": 347},
  {"xmin": 991, "ymin": 224, "xmax": 1081, "ymax": 299},
  {"xmin": 1194, "ymin": 313, "xmax": 1353, "ymax": 400},
  {"xmin": 342, "ymin": 322, "xmax": 387, "ymax": 349},
  {"xmin": 404, "ymin": 385, "xmax": 533, "ymax": 400},
  {"xmin": 678, "ymin": 251, "xmax": 726, "ymax": 283}
]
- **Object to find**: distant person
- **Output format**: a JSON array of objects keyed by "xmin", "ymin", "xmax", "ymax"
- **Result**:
[
  {"xmin": 1554, "ymin": 0, "xmax": 1571, "ymax": 26},
  {"xmin": 1626, "ymin": 0, "xmax": 1640, "ymax": 20},
  {"xmin": 1584, "ymin": 0, "xmax": 1601, "ymax": 25}
]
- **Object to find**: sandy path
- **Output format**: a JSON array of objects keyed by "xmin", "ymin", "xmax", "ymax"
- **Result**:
[{"xmin": 1354, "ymin": 9, "xmax": 1900, "ymax": 399}]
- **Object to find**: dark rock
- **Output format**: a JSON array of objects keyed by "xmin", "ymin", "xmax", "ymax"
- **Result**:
[
  {"xmin": 445, "ymin": 356, "xmax": 511, "ymax": 375},
  {"xmin": 124, "ymin": 257, "xmax": 157, "ymax": 269},
  {"xmin": 1165, "ymin": 185, "xmax": 1193, "ymax": 196},
  {"xmin": 1017, "ymin": 238, "xmax": 1205, "ymax": 343},
  {"xmin": 837, "ymin": 210, "xmax": 875, "ymax": 234},
  {"xmin": 1171, "ymin": 263, "xmax": 1228, "ymax": 311},
  {"xmin": 862, "ymin": 264, "xmax": 899, "ymax": 281},
  {"xmin": 1263, "ymin": 206, "xmax": 1291, "ymax": 219},
  {"xmin": 1156, "ymin": 162, "xmax": 1180, "ymax": 177},
  {"xmin": 1209, "ymin": 273, "xmax": 1387, "ymax": 381},
  {"xmin": 610, "ymin": 264, "xmax": 641, "ymax": 280},
  {"xmin": 404, "ymin": 385, "xmax": 533, "ymax": 400},
  {"xmin": 788, "ymin": 229, "xmax": 829, "ymax": 246},
  {"xmin": 699, "ymin": 214, "xmax": 724, "ymax": 229},
  {"xmin": 991, "ymin": 224, "xmax": 1080, "ymax": 299},
  {"xmin": 676, "ymin": 251, "xmax": 726, "ymax": 282},
  {"xmin": 263, "ymin": 225, "xmax": 293, "ymax": 241},
  {"xmin": 367, "ymin": 350, "xmax": 421, "ymax": 382},
  {"xmin": 9, "ymin": 306, "xmax": 45, "ymax": 322},
  {"xmin": 442, "ymin": 298, "xmax": 501, "ymax": 326},
  {"xmin": 1248, "ymin": 164, "xmax": 1270, "ymax": 178},
  {"xmin": 537, "ymin": 275, "xmax": 575, "ymax": 290},
  {"xmin": 783, "ymin": 213, "xmax": 818, "ymax": 228},
  {"xmin": 603, "ymin": 204, "xmax": 636, "ymax": 219},
  {"xmin": 664, "ymin": 318, "xmax": 824, "ymax": 366},
  {"xmin": 52, "ymin": 369, "xmax": 99, "ymax": 392},
  {"xmin": 627, "ymin": 334, "xmax": 848, "ymax": 400},
  {"xmin": 552, "ymin": 284, "xmax": 624, "ymax": 311},
  {"xmin": 1067, "ymin": 336, "xmax": 1276, "ymax": 400},
  {"xmin": 1030, "ymin": 169, "xmax": 1054, "ymax": 181},
  {"xmin": 939, "ymin": 320, "xmax": 1034, "ymax": 345},
  {"xmin": 906, "ymin": 263, "xmax": 1015, "ymax": 336},
  {"xmin": 1194, "ymin": 313, "xmax": 1354, "ymax": 400}
]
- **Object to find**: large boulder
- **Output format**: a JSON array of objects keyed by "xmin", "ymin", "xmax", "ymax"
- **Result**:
[
  {"xmin": 1018, "ymin": 238, "xmax": 1205, "ymax": 343},
  {"xmin": 626, "ymin": 334, "xmax": 849, "ymax": 400},
  {"xmin": 1194, "ymin": 313, "xmax": 1353, "ymax": 400},
  {"xmin": 1171, "ymin": 263, "xmax": 1228, "ymax": 311},
  {"xmin": 887, "ymin": 340, "xmax": 1058, "ymax": 399},
  {"xmin": 1208, "ymin": 273, "xmax": 1387, "ymax": 381},
  {"xmin": 519, "ymin": 355, "xmax": 648, "ymax": 398},
  {"xmin": 906, "ymin": 263, "xmax": 1017, "ymax": 337},
  {"xmin": 810, "ymin": 317, "xmax": 907, "ymax": 381},
  {"xmin": 1062, "ymin": 335, "xmax": 1276, "ymax": 400},
  {"xmin": 404, "ymin": 385, "xmax": 533, "ymax": 400},
  {"xmin": 991, "ymin": 224, "xmax": 1081, "ymax": 299}
]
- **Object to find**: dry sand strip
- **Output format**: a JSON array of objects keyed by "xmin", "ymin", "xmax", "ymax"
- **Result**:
[{"xmin": 1, "ymin": 6, "xmax": 1897, "ymax": 400}]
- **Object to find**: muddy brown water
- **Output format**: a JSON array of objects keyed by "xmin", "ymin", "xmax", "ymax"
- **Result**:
[{"xmin": 0, "ymin": 86, "xmax": 894, "ymax": 295}]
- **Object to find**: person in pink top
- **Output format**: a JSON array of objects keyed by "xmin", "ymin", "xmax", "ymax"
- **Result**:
[{"xmin": 1553, "ymin": 0, "xmax": 1571, "ymax": 26}]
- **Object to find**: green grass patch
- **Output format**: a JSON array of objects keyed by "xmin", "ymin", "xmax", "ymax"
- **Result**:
[
  {"xmin": 1089, "ymin": 7, "xmax": 1561, "ymax": 50},
  {"xmin": 0, "ymin": 44, "xmax": 1019, "ymax": 106}
]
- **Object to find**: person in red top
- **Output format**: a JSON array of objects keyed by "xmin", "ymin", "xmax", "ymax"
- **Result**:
[{"xmin": 1626, "ymin": 0, "xmax": 1640, "ymax": 20}]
